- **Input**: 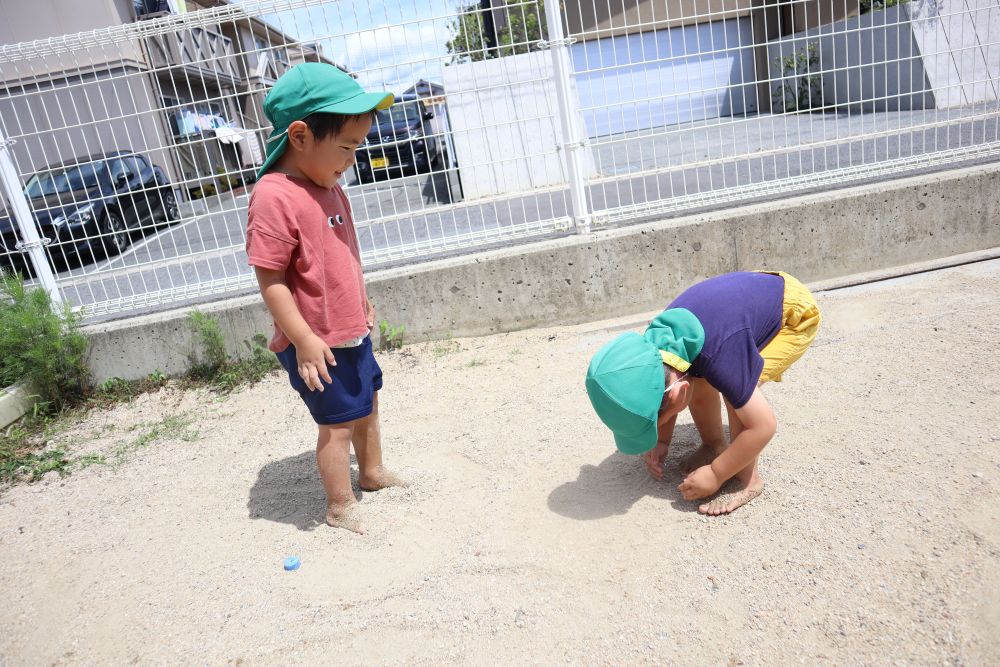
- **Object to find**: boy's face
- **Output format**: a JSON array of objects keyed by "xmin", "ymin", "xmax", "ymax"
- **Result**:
[
  {"xmin": 657, "ymin": 367, "xmax": 692, "ymax": 429},
  {"xmin": 285, "ymin": 114, "xmax": 373, "ymax": 189}
]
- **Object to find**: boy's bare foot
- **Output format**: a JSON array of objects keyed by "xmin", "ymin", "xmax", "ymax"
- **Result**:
[
  {"xmin": 698, "ymin": 476, "xmax": 764, "ymax": 515},
  {"xmin": 326, "ymin": 501, "xmax": 364, "ymax": 534},
  {"xmin": 359, "ymin": 467, "xmax": 408, "ymax": 492},
  {"xmin": 681, "ymin": 441, "xmax": 726, "ymax": 474}
]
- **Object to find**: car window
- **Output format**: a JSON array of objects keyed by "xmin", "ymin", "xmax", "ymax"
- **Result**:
[
  {"xmin": 109, "ymin": 159, "xmax": 130, "ymax": 181},
  {"xmin": 124, "ymin": 157, "xmax": 145, "ymax": 178},
  {"xmin": 376, "ymin": 101, "xmax": 425, "ymax": 127},
  {"xmin": 24, "ymin": 161, "xmax": 104, "ymax": 198}
]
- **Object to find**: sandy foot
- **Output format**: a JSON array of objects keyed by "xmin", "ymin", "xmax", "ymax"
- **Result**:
[
  {"xmin": 360, "ymin": 467, "xmax": 408, "ymax": 492},
  {"xmin": 326, "ymin": 502, "xmax": 365, "ymax": 534},
  {"xmin": 699, "ymin": 477, "xmax": 764, "ymax": 515}
]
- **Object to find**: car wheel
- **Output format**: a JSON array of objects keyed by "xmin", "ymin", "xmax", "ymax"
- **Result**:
[
  {"xmin": 101, "ymin": 210, "xmax": 130, "ymax": 256},
  {"xmin": 162, "ymin": 190, "xmax": 179, "ymax": 222}
]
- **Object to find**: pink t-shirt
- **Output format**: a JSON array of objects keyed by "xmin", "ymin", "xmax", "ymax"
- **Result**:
[{"xmin": 246, "ymin": 173, "xmax": 368, "ymax": 353}]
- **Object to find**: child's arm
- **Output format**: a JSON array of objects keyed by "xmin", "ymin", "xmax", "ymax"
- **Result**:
[
  {"xmin": 643, "ymin": 413, "xmax": 677, "ymax": 480},
  {"xmin": 678, "ymin": 387, "xmax": 776, "ymax": 499},
  {"xmin": 254, "ymin": 266, "xmax": 335, "ymax": 392}
]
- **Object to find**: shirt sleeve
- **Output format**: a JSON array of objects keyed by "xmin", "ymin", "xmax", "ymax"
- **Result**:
[
  {"xmin": 703, "ymin": 328, "xmax": 764, "ymax": 409},
  {"xmin": 246, "ymin": 189, "xmax": 298, "ymax": 271}
]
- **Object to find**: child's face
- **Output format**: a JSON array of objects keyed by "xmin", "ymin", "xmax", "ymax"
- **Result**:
[
  {"xmin": 287, "ymin": 115, "xmax": 373, "ymax": 189},
  {"xmin": 657, "ymin": 369, "xmax": 692, "ymax": 427}
]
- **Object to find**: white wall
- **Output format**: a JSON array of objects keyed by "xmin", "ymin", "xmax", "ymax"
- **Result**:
[
  {"xmin": 766, "ymin": 0, "xmax": 999, "ymax": 113},
  {"xmin": 442, "ymin": 50, "xmax": 596, "ymax": 201},
  {"xmin": 908, "ymin": 0, "xmax": 999, "ymax": 107}
]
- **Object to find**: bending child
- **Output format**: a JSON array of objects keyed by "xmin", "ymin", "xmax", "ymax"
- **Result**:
[{"xmin": 585, "ymin": 271, "xmax": 821, "ymax": 515}]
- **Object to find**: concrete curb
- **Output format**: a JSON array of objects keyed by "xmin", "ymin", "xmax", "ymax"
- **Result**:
[
  {"xmin": 84, "ymin": 162, "xmax": 1000, "ymax": 382},
  {"xmin": 0, "ymin": 382, "xmax": 37, "ymax": 429}
]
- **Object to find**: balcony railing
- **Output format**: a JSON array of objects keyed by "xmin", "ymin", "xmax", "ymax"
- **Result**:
[{"xmin": 145, "ymin": 26, "xmax": 241, "ymax": 84}]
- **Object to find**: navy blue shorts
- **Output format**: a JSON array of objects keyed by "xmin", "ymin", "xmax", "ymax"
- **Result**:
[{"xmin": 275, "ymin": 337, "xmax": 383, "ymax": 425}]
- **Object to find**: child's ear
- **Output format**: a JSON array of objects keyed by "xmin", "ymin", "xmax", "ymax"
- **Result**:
[
  {"xmin": 286, "ymin": 120, "xmax": 309, "ymax": 150},
  {"xmin": 676, "ymin": 379, "xmax": 692, "ymax": 407}
]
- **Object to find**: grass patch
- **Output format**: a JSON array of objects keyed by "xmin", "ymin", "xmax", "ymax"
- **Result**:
[
  {"xmin": 378, "ymin": 319, "xmax": 406, "ymax": 352},
  {"xmin": 467, "ymin": 359, "xmax": 486, "ymax": 368},
  {"xmin": 187, "ymin": 311, "xmax": 278, "ymax": 393},
  {"xmin": 1, "ymin": 410, "xmax": 84, "ymax": 485},
  {"xmin": 114, "ymin": 414, "xmax": 197, "ymax": 464},
  {"xmin": 433, "ymin": 336, "xmax": 462, "ymax": 357}
]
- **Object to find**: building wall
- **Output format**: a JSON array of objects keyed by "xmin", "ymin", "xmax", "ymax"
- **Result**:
[
  {"xmin": 0, "ymin": 67, "xmax": 176, "ymax": 184},
  {"xmin": 0, "ymin": 0, "xmax": 144, "ymax": 84},
  {"xmin": 564, "ymin": 0, "xmax": 754, "ymax": 37}
]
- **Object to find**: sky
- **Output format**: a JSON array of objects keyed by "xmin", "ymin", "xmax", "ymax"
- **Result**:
[{"xmin": 251, "ymin": 0, "xmax": 467, "ymax": 92}]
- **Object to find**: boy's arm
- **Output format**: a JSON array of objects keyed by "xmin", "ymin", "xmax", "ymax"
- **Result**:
[
  {"xmin": 644, "ymin": 413, "xmax": 677, "ymax": 480},
  {"xmin": 254, "ymin": 266, "xmax": 335, "ymax": 392},
  {"xmin": 678, "ymin": 387, "xmax": 776, "ymax": 499}
]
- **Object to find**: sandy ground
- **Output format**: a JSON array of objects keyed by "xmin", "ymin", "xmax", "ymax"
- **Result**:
[{"xmin": 2, "ymin": 260, "xmax": 999, "ymax": 666}]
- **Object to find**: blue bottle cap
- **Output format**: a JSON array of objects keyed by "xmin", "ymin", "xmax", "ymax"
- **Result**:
[{"xmin": 283, "ymin": 556, "xmax": 300, "ymax": 571}]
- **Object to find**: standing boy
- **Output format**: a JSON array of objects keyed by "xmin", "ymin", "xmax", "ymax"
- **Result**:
[
  {"xmin": 585, "ymin": 271, "xmax": 821, "ymax": 515},
  {"xmin": 247, "ymin": 63, "xmax": 404, "ymax": 533}
]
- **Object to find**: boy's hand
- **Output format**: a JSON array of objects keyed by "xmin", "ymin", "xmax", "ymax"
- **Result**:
[
  {"xmin": 678, "ymin": 465, "xmax": 722, "ymax": 500},
  {"xmin": 296, "ymin": 334, "xmax": 335, "ymax": 392},
  {"xmin": 365, "ymin": 298, "xmax": 375, "ymax": 331},
  {"xmin": 643, "ymin": 441, "xmax": 670, "ymax": 480}
]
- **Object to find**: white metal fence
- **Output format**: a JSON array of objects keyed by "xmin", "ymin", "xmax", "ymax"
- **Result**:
[{"xmin": 0, "ymin": 0, "xmax": 997, "ymax": 321}]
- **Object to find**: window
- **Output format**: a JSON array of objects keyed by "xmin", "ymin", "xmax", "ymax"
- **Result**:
[
  {"xmin": 134, "ymin": 0, "xmax": 172, "ymax": 19},
  {"xmin": 24, "ymin": 161, "xmax": 106, "ymax": 198}
]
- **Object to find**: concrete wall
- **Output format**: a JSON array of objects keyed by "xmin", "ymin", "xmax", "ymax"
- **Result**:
[{"xmin": 84, "ymin": 162, "xmax": 1000, "ymax": 382}]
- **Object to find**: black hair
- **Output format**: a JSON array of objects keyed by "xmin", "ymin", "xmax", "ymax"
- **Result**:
[{"xmin": 301, "ymin": 111, "xmax": 377, "ymax": 141}]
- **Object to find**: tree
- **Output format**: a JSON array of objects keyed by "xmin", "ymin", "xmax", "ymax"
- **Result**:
[{"xmin": 446, "ymin": 1, "xmax": 547, "ymax": 64}]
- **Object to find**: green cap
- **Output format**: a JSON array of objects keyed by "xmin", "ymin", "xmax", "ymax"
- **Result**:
[
  {"xmin": 585, "ymin": 332, "xmax": 665, "ymax": 455},
  {"xmin": 257, "ymin": 63, "xmax": 395, "ymax": 180},
  {"xmin": 643, "ymin": 308, "xmax": 705, "ymax": 372}
]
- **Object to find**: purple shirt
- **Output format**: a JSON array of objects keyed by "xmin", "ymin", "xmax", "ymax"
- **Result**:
[{"xmin": 667, "ymin": 272, "xmax": 785, "ymax": 408}]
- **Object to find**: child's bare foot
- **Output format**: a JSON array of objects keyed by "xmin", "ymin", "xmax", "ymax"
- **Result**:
[
  {"xmin": 698, "ymin": 476, "xmax": 764, "ymax": 515},
  {"xmin": 681, "ymin": 440, "xmax": 726, "ymax": 474},
  {"xmin": 359, "ymin": 467, "xmax": 408, "ymax": 492},
  {"xmin": 326, "ymin": 501, "xmax": 364, "ymax": 534}
]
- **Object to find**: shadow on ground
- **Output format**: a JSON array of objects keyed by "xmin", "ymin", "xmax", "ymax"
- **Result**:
[
  {"xmin": 547, "ymin": 424, "xmax": 719, "ymax": 519},
  {"xmin": 247, "ymin": 450, "xmax": 364, "ymax": 531}
]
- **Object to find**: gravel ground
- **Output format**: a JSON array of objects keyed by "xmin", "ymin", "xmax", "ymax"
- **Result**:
[{"xmin": 1, "ymin": 260, "xmax": 999, "ymax": 666}]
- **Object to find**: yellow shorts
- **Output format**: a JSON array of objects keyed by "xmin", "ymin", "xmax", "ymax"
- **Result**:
[{"xmin": 758, "ymin": 271, "xmax": 821, "ymax": 384}]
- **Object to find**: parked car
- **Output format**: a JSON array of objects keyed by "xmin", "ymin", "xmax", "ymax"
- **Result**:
[
  {"xmin": 354, "ymin": 95, "xmax": 444, "ymax": 183},
  {"xmin": 0, "ymin": 151, "xmax": 179, "ymax": 275}
]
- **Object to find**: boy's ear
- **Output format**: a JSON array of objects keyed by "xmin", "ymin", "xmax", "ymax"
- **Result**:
[
  {"xmin": 286, "ymin": 120, "xmax": 310, "ymax": 150},
  {"xmin": 670, "ymin": 379, "xmax": 692, "ymax": 411}
]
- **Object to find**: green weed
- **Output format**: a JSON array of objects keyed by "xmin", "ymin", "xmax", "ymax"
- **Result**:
[
  {"xmin": 378, "ymin": 319, "xmax": 406, "ymax": 352},
  {"xmin": 0, "ymin": 271, "xmax": 89, "ymax": 411},
  {"xmin": 187, "ymin": 310, "xmax": 277, "ymax": 393}
]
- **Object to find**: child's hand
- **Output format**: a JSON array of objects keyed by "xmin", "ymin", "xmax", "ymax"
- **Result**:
[
  {"xmin": 365, "ymin": 298, "xmax": 375, "ymax": 331},
  {"xmin": 296, "ymin": 334, "xmax": 335, "ymax": 392},
  {"xmin": 643, "ymin": 442, "xmax": 670, "ymax": 480},
  {"xmin": 678, "ymin": 465, "xmax": 722, "ymax": 500}
]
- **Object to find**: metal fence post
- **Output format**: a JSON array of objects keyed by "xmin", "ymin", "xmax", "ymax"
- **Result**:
[
  {"xmin": 0, "ymin": 129, "xmax": 63, "ymax": 304},
  {"xmin": 541, "ymin": 0, "xmax": 592, "ymax": 234}
]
